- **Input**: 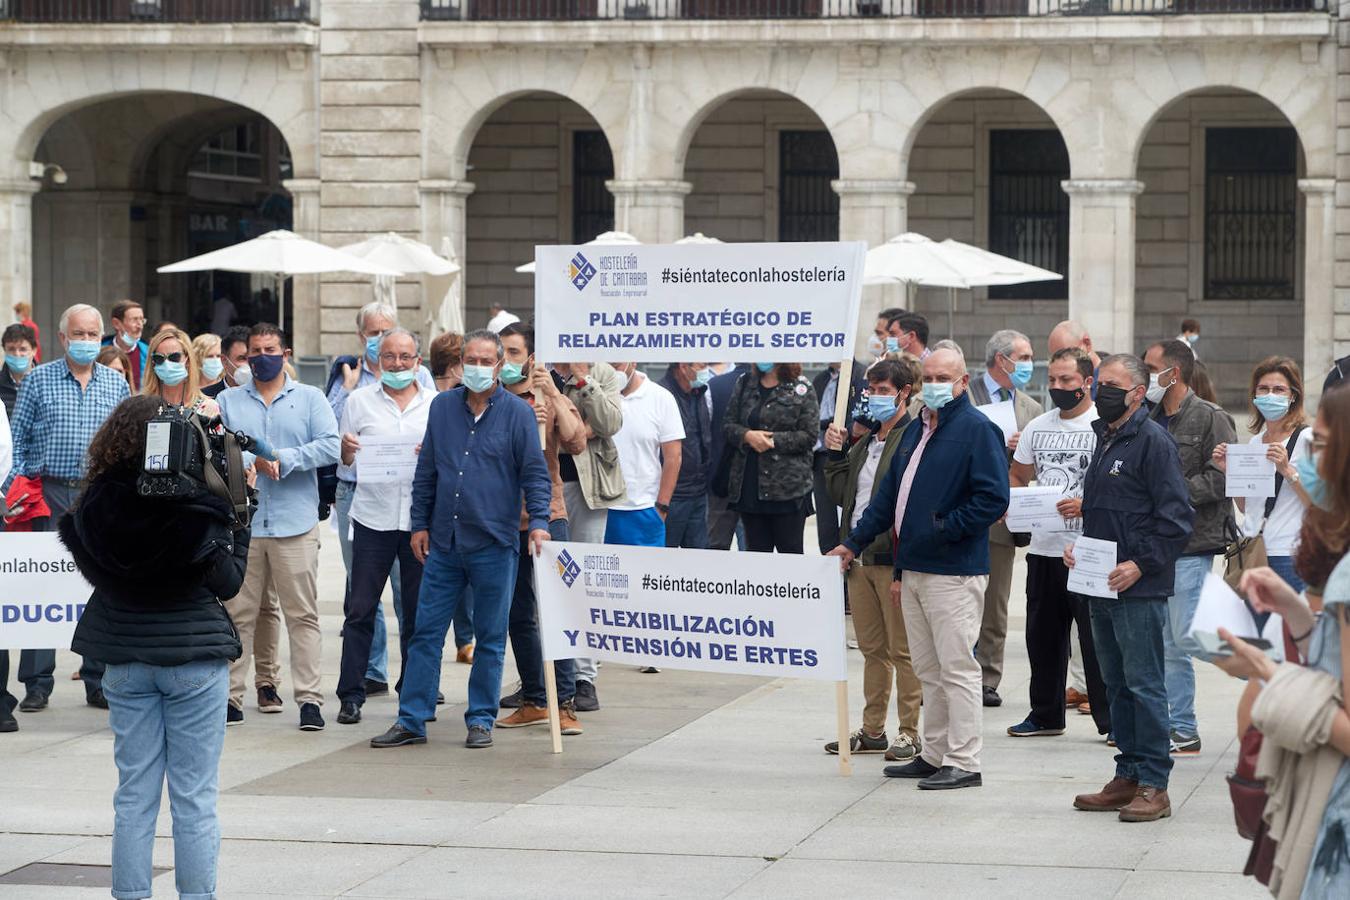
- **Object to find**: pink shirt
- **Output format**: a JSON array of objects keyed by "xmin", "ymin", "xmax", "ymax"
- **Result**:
[{"xmin": 893, "ymin": 406, "xmax": 938, "ymax": 535}]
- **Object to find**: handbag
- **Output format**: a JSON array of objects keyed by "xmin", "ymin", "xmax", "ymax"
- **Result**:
[{"xmin": 1223, "ymin": 426, "xmax": 1305, "ymax": 592}]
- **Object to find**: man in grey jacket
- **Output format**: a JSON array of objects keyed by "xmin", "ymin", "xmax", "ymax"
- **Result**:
[{"xmin": 1144, "ymin": 339, "xmax": 1237, "ymax": 756}]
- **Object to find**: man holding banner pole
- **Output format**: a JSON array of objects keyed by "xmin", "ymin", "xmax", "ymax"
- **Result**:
[{"xmin": 829, "ymin": 348, "xmax": 1010, "ymax": 789}]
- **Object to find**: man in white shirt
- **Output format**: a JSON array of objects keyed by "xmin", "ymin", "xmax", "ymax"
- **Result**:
[
  {"xmin": 604, "ymin": 363, "xmax": 684, "ymax": 547},
  {"xmin": 1006, "ymin": 347, "xmax": 1110, "ymax": 739},
  {"xmin": 334, "ymin": 329, "xmax": 435, "ymax": 725}
]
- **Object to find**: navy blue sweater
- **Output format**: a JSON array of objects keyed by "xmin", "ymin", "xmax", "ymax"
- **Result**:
[
  {"xmin": 844, "ymin": 391, "xmax": 1009, "ymax": 577},
  {"xmin": 1081, "ymin": 405, "xmax": 1194, "ymax": 599}
]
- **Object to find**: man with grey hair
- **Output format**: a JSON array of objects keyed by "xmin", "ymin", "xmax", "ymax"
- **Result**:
[
  {"xmin": 968, "ymin": 328, "xmax": 1043, "ymax": 708},
  {"xmin": 1068, "ymin": 353, "xmax": 1193, "ymax": 823},
  {"xmin": 7, "ymin": 302, "xmax": 130, "ymax": 711},
  {"xmin": 1048, "ymin": 320, "xmax": 1104, "ymax": 390},
  {"xmin": 325, "ymin": 302, "xmax": 439, "ymax": 698}
]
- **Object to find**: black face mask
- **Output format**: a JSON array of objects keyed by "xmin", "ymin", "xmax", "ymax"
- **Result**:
[
  {"xmin": 1049, "ymin": 386, "xmax": 1085, "ymax": 413},
  {"xmin": 1094, "ymin": 384, "xmax": 1134, "ymax": 423}
]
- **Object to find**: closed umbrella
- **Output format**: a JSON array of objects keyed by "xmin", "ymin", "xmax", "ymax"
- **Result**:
[
  {"xmin": 515, "ymin": 230, "xmax": 640, "ymax": 274},
  {"xmin": 425, "ymin": 237, "xmax": 465, "ymax": 338},
  {"xmin": 158, "ymin": 230, "xmax": 401, "ymax": 333}
]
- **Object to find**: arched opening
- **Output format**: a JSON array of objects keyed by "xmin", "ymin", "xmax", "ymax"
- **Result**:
[
  {"xmin": 463, "ymin": 92, "xmax": 616, "ymax": 329},
  {"xmin": 30, "ymin": 92, "xmax": 293, "ymax": 345},
  {"xmin": 905, "ymin": 89, "xmax": 1070, "ymax": 357},
  {"xmin": 681, "ymin": 90, "xmax": 840, "ymax": 243},
  {"xmin": 1133, "ymin": 89, "xmax": 1306, "ymax": 407}
]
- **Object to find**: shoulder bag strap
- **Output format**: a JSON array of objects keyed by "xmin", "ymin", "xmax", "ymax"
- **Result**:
[{"xmin": 1258, "ymin": 424, "xmax": 1307, "ymax": 529}]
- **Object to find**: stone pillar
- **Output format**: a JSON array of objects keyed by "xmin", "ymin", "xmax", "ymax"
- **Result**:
[
  {"xmin": 607, "ymin": 179, "xmax": 691, "ymax": 244},
  {"xmin": 1300, "ymin": 178, "xmax": 1336, "ymax": 405},
  {"xmin": 1061, "ymin": 179, "xmax": 1144, "ymax": 356},
  {"xmin": 0, "ymin": 180, "xmax": 39, "ymax": 328},
  {"xmin": 832, "ymin": 179, "xmax": 914, "ymax": 354},
  {"xmin": 283, "ymin": 177, "xmax": 322, "ymax": 355},
  {"xmin": 420, "ymin": 178, "xmax": 475, "ymax": 336}
]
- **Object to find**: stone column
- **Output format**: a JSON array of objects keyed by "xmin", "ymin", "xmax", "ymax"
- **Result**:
[
  {"xmin": 1300, "ymin": 178, "xmax": 1336, "ymax": 404},
  {"xmin": 607, "ymin": 179, "xmax": 691, "ymax": 244},
  {"xmin": 832, "ymin": 179, "xmax": 914, "ymax": 354},
  {"xmin": 1061, "ymin": 179, "xmax": 1144, "ymax": 356},
  {"xmin": 0, "ymin": 180, "xmax": 39, "ymax": 328},
  {"xmin": 283, "ymin": 177, "xmax": 321, "ymax": 355},
  {"xmin": 420, "ymin": 178, "xmax": 475, "ymax": 336}
]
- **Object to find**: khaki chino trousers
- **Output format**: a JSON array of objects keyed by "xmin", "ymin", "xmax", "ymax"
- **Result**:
[{"xmin": 849, "ymin": 564, "xmax": 921, "ymax": 741}]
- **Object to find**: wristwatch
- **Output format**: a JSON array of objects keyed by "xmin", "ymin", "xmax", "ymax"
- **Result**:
[{"xmin": 656, "ymin": 502, "xmax": 670, "ymax": 515}]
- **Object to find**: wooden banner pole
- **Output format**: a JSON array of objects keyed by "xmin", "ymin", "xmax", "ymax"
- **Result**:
[
  {"xmin": 830, "ymin": 356, "xmax": 855, "ymax": 777},
  {"xmin": 534, "ymin": 383, "xmax": 564, "ymax": 755}
]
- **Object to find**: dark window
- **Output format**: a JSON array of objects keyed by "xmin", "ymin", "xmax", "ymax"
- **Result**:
[
  {"xmin": 778, "ymin": 131, "xmax": 839, "ymax": 242},
  {"xmin": 189, "ymin": 121, "xmax": 263, "ymax": 182},
  {"xmin": 988, "ymin": 129, "xmax": 1069, "ymax": 300},
  {"xmin": 572, "ymin": 130, "xmax": 614, "ymax": 244},
  {"xmin": 1204, "ymin": 127, "xmax": 1297, "ymax": 300}
]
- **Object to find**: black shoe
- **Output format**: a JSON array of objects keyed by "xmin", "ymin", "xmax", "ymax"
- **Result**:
[
  {"xmin": 499, "ymin": 685, "xmax": 524, "ymax": 708},
  {"xmin": 0, "ymin": 707, "xmax": 17, "ymax": 732},
  {"xmin": 299, "ymin": 703, "xmax": 325, "ymax": 731},
  {"xmin": 918, "ymin": 766, "xmax": 983, "ymax": 790},
  {"xmin": 363, "ymin": 679, "xmax": 389, "ymax": 697},
  {"xmin": 883, "ymin": 757, "xmax": 940, "ymax": 779},
  {"xmin": 370, "ymin": 724, "xmax": 426, "ymax": 748},
  {"xmin": 18, "ymin": 690, "xmax": 48, "ymax": 712},
  {"xmin": 573, "ymin": 680, "xmax": 599, "ymax": 712},
  {"xmin": 982, "ymin": 686, "xmax": 1002, "ymax": 708},
  {"xmin": 336, "ymin": 701, "xmax": 362, "ymax": 725},
  {"xmin": 86, "ymin": 689, "xmax": 108, "ymax": 710},
  {"xmin": 465, "ymin": 724, "xmax": 493, "ymax": 749},
  {"xmin": 226, "ymin": 704, "xmax": 244, "ymax": 727},
  {"xmin": 436, "ymin": 690, "xmax": 446, "ymax": 706}
]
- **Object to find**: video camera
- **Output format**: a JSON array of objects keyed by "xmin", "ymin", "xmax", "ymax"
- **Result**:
[{"xmin": 138, "ymin": 406, "xmax": 275, "ymax": 528}]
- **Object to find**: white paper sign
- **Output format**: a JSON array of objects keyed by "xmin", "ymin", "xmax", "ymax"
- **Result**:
[
  {"xmin": 1188, "ymin": 573, "xmax": 1284, "ymax": 661},
  {"xmin": 1226, "ymin": 443, "xmax": 1276, "ymax": 498},
  {"xmin": 1006, "ymin": 485, "xmax": 1069, "ymax": 533},
  {"xmin": 354, "ymin": 433, "xmax": 420, "ymax": 485},
  {"xmin": 0, "ymin": 533, "xmax": 95, "ymax": 650},
  {"xmin": 534, "ymin": 541, "xmax": 845, "ymax": 681},
  {"xmin": 533, "ymin": 241, "xmax": 866, "ymax": 363},
  {"xmin": 1068, "ymin": 536, "xmax": 1118, "ymax": 599},
  {"xmin": 976, "ymin": 399, "xmax": 1018, "ymax": 443}
]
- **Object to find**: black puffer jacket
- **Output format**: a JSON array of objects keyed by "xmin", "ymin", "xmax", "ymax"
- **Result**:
[{"xmin": 64, "ymin": 469, "xmax": 247, "ymax": 666}]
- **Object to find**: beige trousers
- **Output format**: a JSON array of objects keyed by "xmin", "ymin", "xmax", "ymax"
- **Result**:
[
  {"xmin": 902, "ymin": 569, "xmax": 988, "ymax": 773},
  {"xmin": 850, "ymin": 564, "xmax": 921, "ymax": 740},
  {"xmin": 976, "ymin": 539, "xmax": 1015, "ymax": 689},
  {"xmin": 252, "ymin": 586, "xmax": 282, "ymax": 690},
  {"xmin": 226, "ymin": 526, "xmax": 323, "ymax": 708}
]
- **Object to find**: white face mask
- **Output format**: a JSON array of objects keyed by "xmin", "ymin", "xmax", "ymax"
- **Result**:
[
  {"xmin": 612, "ymin": 368, "xmax": 630, "ymax": 393},
  {"xmin": 866, "ymin": 335, "xmax": 886, "ymax": 358},
  {"xmin": 1145, "ymin": 368, "xmax": 1173, "ymax": 405}
]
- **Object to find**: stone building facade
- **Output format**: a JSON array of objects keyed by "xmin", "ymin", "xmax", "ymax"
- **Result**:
[{"xmin": 0, "ymin": 0, "xmax": 1344, "ymax": 406}]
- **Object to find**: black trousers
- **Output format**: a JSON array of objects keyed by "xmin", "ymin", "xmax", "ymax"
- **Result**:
[
  {"xmin": 740, "ymin": 511, "xmax": 806, "ymax": 554},
  {"xmin": 812, "ymin": 451, "xmax": 838, "ymax": 555},
  {"xmin": 1025, "ymin": 553, "xmax": 1111, "ymax": 734},
  {"xmin": 337, "ymin": 522, "xmax": 424, "ymax": 705}
]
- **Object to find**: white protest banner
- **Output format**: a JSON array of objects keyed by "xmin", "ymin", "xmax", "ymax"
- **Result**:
[
  {"xmin": 533, "ymin": 241, "xmax": 866, "ymax": 363},
  {"xmin": 534, "ymin": 542, "xmax": 846, "ymax": 682},
  {"xmin": 0, "ymin": 533, "xmax": 94, "ymax": 650}
]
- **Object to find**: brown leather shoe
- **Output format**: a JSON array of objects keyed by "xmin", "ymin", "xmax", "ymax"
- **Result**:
[
  {"xmin": 456, "ymin": 643, "xmax": 474, "ymax": 664},
  {"xmin": 1065, "ymin": 688, "xmax": 1089, "ymax": 708},
  {"xmin": 1119, "ymin": 786, "xmax": 1171, "ymax": 822},
  {"xmin": 559, "ymin": 704, "xmax": 583, "ymax": 736},
  {"xmin": 497, "ymin": 704, "xmax": 549, "ymax": 728},
  {"xmin": 1077, "ymin": 701, "xmax": 1092, "ymax": 716},
  {"xmin": 1073, "ymin": 776, "xmax": 1139, "ymax": 812}
]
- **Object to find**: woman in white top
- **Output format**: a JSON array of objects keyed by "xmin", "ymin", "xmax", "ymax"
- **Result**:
[{"xmin": 1213, "ymin": 356, "xmax": 1314, "ymax": 591}]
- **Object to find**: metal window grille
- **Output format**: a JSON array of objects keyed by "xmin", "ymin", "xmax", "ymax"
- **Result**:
[
  {"xmin": 572, "ymin": 131, "xmax": 615, "ymax": 244},
  {"xmin": 1204, "ymin": 126, "xmax": 1297, "ymax": 300},
  {"xmin": 988, "ymin": 129, "xmax": 1070, "ymax": 300},
  {"xmin": 778, "ymin": 131, "xmax": 839, "ymax": 242}
]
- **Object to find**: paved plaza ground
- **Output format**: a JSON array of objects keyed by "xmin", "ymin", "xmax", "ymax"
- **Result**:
[{"xmin": 1, "ymin": 528, "xmax": 1266, "ymax": 899}]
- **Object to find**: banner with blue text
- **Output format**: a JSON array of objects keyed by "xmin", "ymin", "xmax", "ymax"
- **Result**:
[
  {"xmin": 534, "ymin": 240, "xmax": 866, "ymax": 363},
  {"xmin": 0, "ymin": 533, "xmax": 94, "ymax": 650},
  {"xmin": 534, "ymin": 542, "xmax": 846, "ymax": 681}
]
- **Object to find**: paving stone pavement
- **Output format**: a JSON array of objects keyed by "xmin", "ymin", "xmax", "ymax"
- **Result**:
[{"xmin": 0, "ymin": 525, "xmax": 1267, "ymax": 899}]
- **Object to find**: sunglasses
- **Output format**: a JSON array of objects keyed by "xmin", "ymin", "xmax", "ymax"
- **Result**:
[{"xmin": 151, "ymin": 352, "xmax": 185, "ymax": 365}]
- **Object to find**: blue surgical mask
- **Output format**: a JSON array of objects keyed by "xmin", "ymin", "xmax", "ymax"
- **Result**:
[
  {"xmin": 867, "ymin": 394, "xmax": 899, "ymax": 421},
  {"xmin": 885, "ymin": 337, "xmax": 901, "ymax": 354},
  {"xmin": 921, "ymin": 382, "xmax": 954, "ymax": 411},
  {"xmin": 500, "ymin": 361, "xmax": 527, "ymax": 386},
  {"xmin": 365, "ymin": 335, "xmax": 381, "ymax": 361},
  {"xmin": 1253, "ymin": 394, "xmax": 1291, "ymax": 423},
  {"xmin": 462, "ymin": 364, "xmax": 496, "ymax": 393},
  {"xmin": 381, "ymin": 368, "xmax": 417, "ymax": 390},
  {"xmin": 154, "ymin": 361, "xmax": 188, "ymax": 386},
  {"xmin": 1295, "ymin": 452, "xmax": 1327, "ymax": 508},
  {"xmin": 5, "ymin": 354, "xmax": 30, "ymax": 373},
  {"xmin": 693, "ymin": 367, "xmax": 713, "ymax": 388},
  {"xmin": 201, "ymin": 357, "xmax": 224, "ymax": 381},
  {"xmin": 1009, "ymin": 360, "xmax": 1034, "ymax": 390},
  {"xmin": 67, "ymin": 340, "xmax": 100, "ymax": 365},
  {"xmin": 755, "ymin": 362, "xmax": 775, "ymax": 374}
]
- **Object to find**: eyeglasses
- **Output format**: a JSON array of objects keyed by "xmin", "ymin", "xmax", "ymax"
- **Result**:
[
  {"xmin": 380, "ymin": 353, "xmax": 419, "ymax": 365},
  {"xmin": 151, "ymin": 352, "xmax": 185, "ymax": 365},
  {"xmin": 1254, "ymin": 385, "xmax": 1295, "ymax": 397}
]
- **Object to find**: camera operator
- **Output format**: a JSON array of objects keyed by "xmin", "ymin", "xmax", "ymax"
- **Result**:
[{"xmin": 61, "ymin": 395, "xmax": 250, "ymax": 900}]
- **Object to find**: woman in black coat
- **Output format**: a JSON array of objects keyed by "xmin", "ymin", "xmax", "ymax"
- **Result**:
[
  {"xmin": 723, "ymin": 362, "xmax": 819, "ymax": 553},
  {"xmin": 63, "ymin": 395, "xmax": 248, "ymax": 900}
]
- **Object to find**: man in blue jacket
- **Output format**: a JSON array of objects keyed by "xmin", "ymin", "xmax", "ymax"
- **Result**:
[
  {"xmin": 1067, "ymin": 354, "xmax": 1193, "ymax": 824},
  {"xmin": 829, "ymin": 347, "xmax": 1009, "ymax": 790}
]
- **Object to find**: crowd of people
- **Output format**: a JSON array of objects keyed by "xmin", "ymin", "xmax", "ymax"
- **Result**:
[{"xmin": 0, "ymin": 298, "xmax": 1348, "ymax": 897}]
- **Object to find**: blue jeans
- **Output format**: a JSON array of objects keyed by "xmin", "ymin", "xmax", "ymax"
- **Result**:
[
  {"xmin": 664, "ymin": 495, "xmax": 709, "ymax": 549},
  {"xmin": 1090, "ymin": 597, "xmax": 1173, "ymax": 790},
  {"xmin": 102, "ymin": 660, "xmax": 228, "ymax": 900},
  {"xmin": 509, "ymin": 520, "xmax": 575, "ymax": 706},
  {"xmin": 397, "ymin": 543, "xmax": 517, "ymax": 735},
  {"xmin": 1162, "ymin": 555, "xmax": 1210, "ymax": 737},
  {"xmin": 1268, "ymin": 555, "xmax": 1307, "ymax": 593},
  {"xmin": 336, "ymin": 481, "xmax": 403, "ymax": 684}
]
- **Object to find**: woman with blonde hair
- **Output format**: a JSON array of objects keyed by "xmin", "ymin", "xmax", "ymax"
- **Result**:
[
  {"xmin": 192, "ymin": 333, "xmax": 225, "ymax": 392},
  {"xmin": 142, "ymin": 327, "xmax": 217, "ymax": 417}
]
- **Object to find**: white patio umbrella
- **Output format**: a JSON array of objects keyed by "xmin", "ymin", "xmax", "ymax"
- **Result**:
[
  {"xmin": 514, "ymin": 230, "xmax": 640, "ymax": 274},
  {"xmin": 424, "ymin": 237, "xmax": 465, "ymax": 338},
  {"xmin": 158, "ymin": 230, "xmax": 402, "ymax": 333},
  {"xmin": 338, "ymin": 232, "xmax": 461, "ymax": 310},
  {"xmin": 675, "ymin": 232, "xmax": 722, "ymax": 244}
]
